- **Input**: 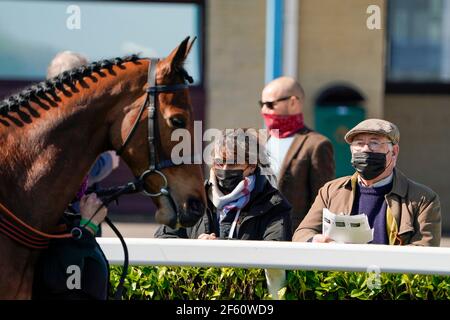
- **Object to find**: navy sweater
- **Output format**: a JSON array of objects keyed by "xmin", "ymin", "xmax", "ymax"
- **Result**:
[{"xmin": 352, "ymin": 182, "xmax": 393, "ymax": 244}]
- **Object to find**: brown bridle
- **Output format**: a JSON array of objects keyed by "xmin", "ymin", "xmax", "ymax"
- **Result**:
[{"xmin": 116, "ymin": 58, "xmax": 192, "ymax": 197}]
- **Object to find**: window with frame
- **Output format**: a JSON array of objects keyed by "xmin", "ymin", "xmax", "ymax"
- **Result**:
[
  {"xmin": 387, "ymin": 0, "xmax": 450, "ymax": 89},
  {"xmin": 0, "ymin": 0, "xmax": 203, "ymax": 85}
]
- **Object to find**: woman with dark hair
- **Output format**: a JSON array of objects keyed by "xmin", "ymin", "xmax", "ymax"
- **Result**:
[{"xmin": 155, "ymin": 129, "xmax": 292, "ymax": 241}]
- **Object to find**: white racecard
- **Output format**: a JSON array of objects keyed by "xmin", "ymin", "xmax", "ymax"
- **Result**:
[{"xmin": 322, "ymin": 208, "xmax": 373, "ymax": 244}]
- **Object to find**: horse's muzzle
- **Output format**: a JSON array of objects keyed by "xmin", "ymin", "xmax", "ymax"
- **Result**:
[
  {"xmin": 156, "ymin": 195, "xmax": 205, "ymax": 229},
  {"xmin": 179, "ymin": 197, "xmax": 206, "ymax": 228}
]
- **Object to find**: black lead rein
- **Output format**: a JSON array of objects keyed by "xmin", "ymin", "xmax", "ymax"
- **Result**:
[{"xmin": 89, "ymin": 181, "xmax": 144, "ymax": 300}]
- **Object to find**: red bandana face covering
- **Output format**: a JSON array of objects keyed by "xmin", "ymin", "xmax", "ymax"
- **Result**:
[{"xmin": 262, "ymin": 113, "xmax": 304, "ymax": 138}]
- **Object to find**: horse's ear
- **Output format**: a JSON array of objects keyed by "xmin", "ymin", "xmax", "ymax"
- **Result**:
[
  {"xmin": 160, "ymin": 36, "xmax": 196, "ymax": 76},
  {"xmin": 184, "ymin": 36, "xmax": 196, "ymax": 59}
]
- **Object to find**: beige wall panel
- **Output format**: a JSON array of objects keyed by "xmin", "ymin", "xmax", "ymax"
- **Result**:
[
  {"xmin": 207, "ymin": 0, "xmax": 266, "ymax": 130},
  {"xmin": 385, "ymin": 94, "xmax": 450, "ymax": 232},
  {"xmin": 298, "ymin": 0, "xmax": 386, "ymax": 126}
]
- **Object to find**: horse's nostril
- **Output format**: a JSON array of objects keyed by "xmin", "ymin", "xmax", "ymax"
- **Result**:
[
  {"xmin": 188, "ymin": 198, "xmax": 204, "ymax": 214},
  {"xmin": 180, "ymin": 198, "xmax": 206, "ymax": 227}
]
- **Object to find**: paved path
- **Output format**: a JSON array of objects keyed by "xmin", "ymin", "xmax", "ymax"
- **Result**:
[
  {"xmin": 102, "ymin": 222, "xmax": 159, "ymax": 238},
  {"xmin": 102, "ymin": 222, "xmax": 450, "ymax": 247}
]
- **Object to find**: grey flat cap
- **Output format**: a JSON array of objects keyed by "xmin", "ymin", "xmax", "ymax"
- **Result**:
[{"xmin": 345, "ymin": 119, "xmax": 400, "ymax": 144}]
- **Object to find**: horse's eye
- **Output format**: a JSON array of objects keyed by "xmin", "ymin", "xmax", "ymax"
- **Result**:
[{"xmin": 170, "ymin": 116, "xmax": 186, "ymax": 129}]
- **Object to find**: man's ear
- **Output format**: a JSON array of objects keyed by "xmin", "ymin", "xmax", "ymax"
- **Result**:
[
  {"xmin": 392, "ymin": 144, "xmax": 400, "ymax": 158},
  {"xmin": 288, "ymin": 97, "xmax": 299, "ymax": 114}
]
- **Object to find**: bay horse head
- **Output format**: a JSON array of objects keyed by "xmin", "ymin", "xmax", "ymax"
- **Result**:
[
  {"xmin": 109, "ymin": 37, "xmax": 206, "ymax": 228},
  {"xmin": 0, "ymin": 37, "xmax": 205, "ymax": 298}
]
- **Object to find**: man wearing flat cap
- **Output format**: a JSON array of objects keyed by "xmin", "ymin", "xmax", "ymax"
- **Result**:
[{"xmin": 293, "ymin": 119, "xmax": 441, "ymax": 246}]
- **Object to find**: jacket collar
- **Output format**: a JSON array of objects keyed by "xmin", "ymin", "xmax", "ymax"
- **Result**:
[
  {"xmin": 277, "ymin": 126, "xmax": 312, "ymax": 179},
  {"xmin": 243, "ymin": 168, "xmax": 272, "ymax": 215},
  {"xmin": 343, "ymin": 168, "xmax": 408, "ymax": 197}
]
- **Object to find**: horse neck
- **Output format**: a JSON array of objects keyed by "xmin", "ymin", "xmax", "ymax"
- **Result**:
[{"xmin": 0, "ymin": 61, "xmax": 148, "ymax": 231}]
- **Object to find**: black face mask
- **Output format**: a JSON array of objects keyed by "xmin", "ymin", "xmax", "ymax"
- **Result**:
[
  {"xmin": 351, "ymin": 151, "xmax": 388, "ymax": 180},
  {"xmin": 215, "ymin": 168, "xmax": 244, "ymax": 194}
]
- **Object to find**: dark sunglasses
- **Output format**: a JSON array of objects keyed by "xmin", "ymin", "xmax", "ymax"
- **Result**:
[{"xmin": 258, "ymin": 96, "xmax": 295, "ymax": 109}]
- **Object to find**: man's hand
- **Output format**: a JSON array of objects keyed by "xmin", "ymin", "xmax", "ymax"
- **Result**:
[
  {"xmin": 198, "ymin": 233, "xmax": 217, "ymax": 240},
  {"xmin": 80, "ymin": 194, "xmax": 107, "ymax": 234},
  {"xmin": 312, "ymin": 234, "xmax": 336, "ymax": 243}
]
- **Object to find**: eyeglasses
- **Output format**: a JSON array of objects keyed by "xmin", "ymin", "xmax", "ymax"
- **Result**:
[
  {"xmin": 258, "ymin": 96, "xmax": 296, "ymax": 109},
  {"xmin": 350, "ymin": 141, "xmax": 392, "ymax": 151}
]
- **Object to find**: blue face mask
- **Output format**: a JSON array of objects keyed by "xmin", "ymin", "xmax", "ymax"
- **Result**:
[{"xmin": 215, "ymin": 168, "xmax": 244, "ymax": 194}]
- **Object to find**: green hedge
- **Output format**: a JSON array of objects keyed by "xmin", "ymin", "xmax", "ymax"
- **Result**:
[{"xmin": 109, "ymin": 266, "xmax": 450, "ymax": 300}]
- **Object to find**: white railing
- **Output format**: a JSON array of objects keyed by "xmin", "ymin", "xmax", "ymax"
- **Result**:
[{"xmin": 97, "ymin": 238, "xmax": 450, "ymax": 275}]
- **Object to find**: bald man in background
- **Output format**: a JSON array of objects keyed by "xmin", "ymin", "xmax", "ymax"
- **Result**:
[{"xmin": 260, "ymin": 77, "xmax": 335, "ymax": 232}]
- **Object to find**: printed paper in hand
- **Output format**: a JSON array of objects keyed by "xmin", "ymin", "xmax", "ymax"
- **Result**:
[{"xmin": 322, "ymin": 208, "xmax": 373, "ymax": 244}]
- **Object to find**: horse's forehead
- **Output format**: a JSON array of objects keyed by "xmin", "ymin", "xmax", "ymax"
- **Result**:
[{"xmin": 160, "ymin": 95, "xmax": 192, "ymax": 114}]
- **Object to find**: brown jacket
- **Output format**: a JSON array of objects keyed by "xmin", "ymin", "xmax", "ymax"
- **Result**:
[
  {"xmin": 275, "ymin": 127, "xmax": 335, "ymax": 232},
  {"xmin": 292, "ymin": 169, "xmax": 441, "ymax": 246}
]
